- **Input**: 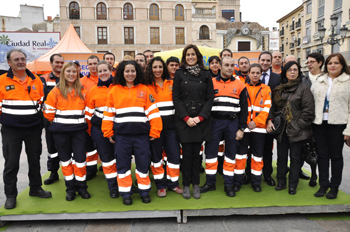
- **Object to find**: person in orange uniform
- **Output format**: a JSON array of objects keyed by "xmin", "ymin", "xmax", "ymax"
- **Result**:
[
  {"xmin": 146, "ymin": 57, "xmax": 183, "ymax": 197},
  {"xmin": 103, "ymin": 52, "xmax": 117, "ymax": 77},
  {"xmin": 199, "ymin": 57, "xmax": 248, "ymax": 197},
  {"xmin": 85, "ymin": 60, "xmax": 119, "ymax": 199},
  {"xmin": 80, "ymin": 55, "xmax": 100, "ymax": 180},
  {"xmin": 40, "ymin": 53, "xmax": 65, "ymax": 185},
  {"xmin": 1, "ymin": 49, "xmax": 52, "ymax": 210},
  {"xmin": 235, "ymin": 56, "xmax": 250, "ymax": 83},
  {"xmin": 102, "ymin": 60, "xmax": 162, "ymax": 206},
  {"xmin": 44, "ymin": 62, "xmax": 90, "ymax": 201},
  {"xmin": 233, "ymin": 63, "xmax": 272, "ymax": 192}
]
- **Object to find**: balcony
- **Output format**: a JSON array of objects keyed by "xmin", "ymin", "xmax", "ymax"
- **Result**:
[
  {"xmin": 290, "ymin": 23, "xmax": 295, "ymax": 32},
  {"xmin": 193, "ymin": 9, "xmax": 216, "ymax": 19},
  {"xmin": 289, "ymin": 42, "xmax": 295, "ymax": 49},
  {"xmin": 280, "ymin": 44, "xmax": 284, "ymax": 52},
  {"xmin": 296, "ymin": 38, "xmax": 301, "ymax": 47},
  {"xmin": 69, "ymin": 10, "xmax": 80, "ymax": 19},
  {"xmin": 296, "ymin": 19, "xmax": 301, "ymax": 30},
  {"xmin": 280, "ymin": 29, "xmax": 284, "ymax": 37}
]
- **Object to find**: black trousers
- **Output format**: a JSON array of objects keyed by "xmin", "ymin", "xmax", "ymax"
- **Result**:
[
  {"xmin": 2, "ymin": 125, "xmax": 43, "ymax": 197},
  {"xmin": 181, "ymin": 142, "xmax": 202, "ymax": 186},
  {"xmin": 312, "ymin": 122, "xmax": 346, "ymax": 189},
  {"xmin": 44, "ymin": 119, "xmax": 60, "ymax": 172},
  {"xmin": 262, "ymin": 134, "xmax": 274, "ymax": 178},
  {"xmin": 276, "ymin": 132, "xmax": 303, "ymax": 188}
]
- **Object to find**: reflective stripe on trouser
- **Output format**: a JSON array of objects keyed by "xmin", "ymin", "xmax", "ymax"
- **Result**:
[
  {"xmin": 53, "ymin": 130, "xmax": 88, "ymax": 194},
  {"xmin": 44, "ymin": 118, "xmax": 60, "ymax": 172},
  {"xmin": 234, "ymin": 132, "xmax": 265, "ymax": 187},
  {"xmin": 150, "ymin": 129, "xmax": 181, "ymax": 190},
  {"xmin": 91, "ymin": 124, "xmax": 118, "ymax": 191},
  {"xmin": 204, "ymin": 118, "xmax": 238, "ymax": 186},
  {"xmin": 115, "ymin": 134, "xmax": 151, "ymax": 198},
  {"xmin": 86, "ymin": 132, "xmax": 98, "ymax": 174}
]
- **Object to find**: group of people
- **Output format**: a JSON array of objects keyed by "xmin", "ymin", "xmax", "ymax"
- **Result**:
[{"xmin": 2, "ymin": 45, "xmax": 350, "ymax": 210}]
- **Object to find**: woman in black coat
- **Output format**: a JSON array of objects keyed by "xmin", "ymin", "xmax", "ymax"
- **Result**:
[
  {"xmin": 173, "ymin": 44, "xmax": 214, "ymax": 199},
  {"xmin": 267, "ymin": 61, "xmax": 315, "ymax": 195}
]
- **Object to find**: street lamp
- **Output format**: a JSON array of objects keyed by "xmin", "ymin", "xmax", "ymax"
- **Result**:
[{"xmin": 318, "ymin": 14, "xmax": 349, "ymax": 53}]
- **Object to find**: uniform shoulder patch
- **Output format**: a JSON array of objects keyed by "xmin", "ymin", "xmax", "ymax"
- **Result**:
[
  {"xmin": 149, "ymin": 94, "xmax": 155, "ymax": 103},
  {"xmin": 5, "ymin": 85, "xmax": 15, "ymax": 91}
]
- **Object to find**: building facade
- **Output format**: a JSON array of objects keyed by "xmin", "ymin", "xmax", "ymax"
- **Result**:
[
  {"xmin": 60, "ymin": 0, "xmax": 243, "ymax": 60},
  {"xmin": 277, "ymin": 0, "xmax": 350, "ymax": 65}
]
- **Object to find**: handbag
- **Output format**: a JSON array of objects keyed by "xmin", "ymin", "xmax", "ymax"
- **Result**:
[
  {"xmin": 301, "ymin": 138, "xmax": 318, "ymax": 166},
  {"xmin": 268, "ymin": 94, "xmax": 292, "ymax": 135}
]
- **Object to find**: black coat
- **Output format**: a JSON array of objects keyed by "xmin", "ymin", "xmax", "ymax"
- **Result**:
[
  {"xmin": 173, "ymin": 68, "xmax": 214, "ymax": 143},
  {"xmin": 267, "ymin": 71, "xmax": 281, "ymax": 91}
]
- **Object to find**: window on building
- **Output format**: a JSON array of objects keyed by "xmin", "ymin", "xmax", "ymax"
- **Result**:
[
  {"xmin": 334, "ymin": 12, "xmax": 342, "ymax": 34},
  {"xmin": 123, "ymin": 3, "xmax": 133, "ymax": 20},
  {"xmin": 150, "ymin": 4, "xmax": 159, "ymax": 20},
  {"xmin": 318, "ymin": 0, "xmax": 325, "ymax": 17},
  {"xmin": 96, "ymin": 2, "xmax": 107, "ymax": 20},
  {"xmin": 306, "ymin": 19, "xmax": 311, "ymax": 43},
  {"xmin": 175, "ymin": 5, "xmax": 184, "ymax": 21},
  {"xmin": 150, "ymin": 27, "xmax": 160, "ymax": 44},
  {"xmin": 69, "ymin": 2, "xmax": 80, "ymax": 19},
  {"xmin": 124, "ymin": 51, "xmax": 135, "ymax": 59},
  {"xmin": 307, "ymin": 1, "xmax": 312, "ymax": 14},
  {"xmin": 334, "ymin": 0, "xmax": 342, "ymax": 10},
  {"xmin": 74, "ymin": 27, "xmax": 80, "ymax": 38},
  {"xmin": 97, "ymin": 27, "xmax": 107, "ymax": 44},
  {"xmin": 238, "ymin": 42, "xmax": 251, "ymax": 51},
  {"xmin": 199, "ymin": 25, "xmax": 210, "ymax": 40},
  {"xmin": 124, "ymin": 27, "xmax": 134, "ymax": 44},
  {"xmin": 175, "ymin": 27, "xmax": 185, "ymax": 44}
]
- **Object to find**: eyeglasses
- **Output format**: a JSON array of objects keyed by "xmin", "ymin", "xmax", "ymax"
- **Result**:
[
  {"xmin": 305, "ymin": 60, "xmax": 316, "ymax": 65},
  {"xmin": 287, "ymin": 68, "xmax": 298, "ymax": 73}
]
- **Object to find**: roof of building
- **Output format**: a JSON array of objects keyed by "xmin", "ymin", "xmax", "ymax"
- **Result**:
[
  {"xmin": 276, "ymin": 4, "xmax": 304, "ymax": 23},
  {"xmin": 216, "ymin": 22, "xmax": 269, "ymax": 31}
]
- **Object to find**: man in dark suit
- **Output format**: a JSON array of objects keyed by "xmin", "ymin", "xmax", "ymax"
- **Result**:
[{"xmin": 259, "ymin": 51, "xmax": 281, "ymax": 187}]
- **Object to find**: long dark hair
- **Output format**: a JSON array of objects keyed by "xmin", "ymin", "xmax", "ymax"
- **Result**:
[
  {"xmin": 180, "ymin": 44, "xmax": 205, "ymax": 69},
  {"xmin": 323, "ymin": 53, "xmax": 350, "ymax": 77},
  {"xmin": 145, "ymin": 57, "xmax": 170, "ymax": 92},
  {"xmin": 113, "ymin": 60, "xmax": 145, "ymax": 86},
  {"xmin": 281, "ymin": 61, "xmax": 302, "ymax": 84}
]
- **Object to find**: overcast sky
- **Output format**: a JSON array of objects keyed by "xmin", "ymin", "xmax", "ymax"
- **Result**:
[{"xmin": 0, "ymin": 0, "xmax": 303, "ymax": 30}]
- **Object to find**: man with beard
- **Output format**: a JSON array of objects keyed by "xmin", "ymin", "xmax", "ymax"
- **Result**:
[{"xmin": 235, "ymin": 56, "xmax": 250, "ymax": 83}]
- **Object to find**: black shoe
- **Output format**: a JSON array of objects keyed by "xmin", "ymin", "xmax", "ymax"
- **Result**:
[
  {"xmin": 299, "ymin": 170, "xmax": 310, "ymax": 180},
  {"xmin": 199, "ymin": 184, "xmax": 216, "ymax": 193},
  {"xmin": 252, "ymin": 185, "xmax": 262, "ymax": 192},
  {"xmin": 66, "ymin": 193, "xmax": 75, "ymax": 201},
  {"xmin": 314, "ymin": 186, "xmax": 329, "ymax": 197},
  {"xmin": 289, "ymin": 187, "xmax": 296, "ymax": 195},
  {"xmin": 243, "ymin": 175, "xmax": 251, "ymax": 185},
  {"xmin": 275, "ymin": 184, "xmax": 287, "ymax": 190},
  {"xmin": 4, "ymin": 197, "xmax": 16, "ymax": 209},
  {"xmin": 141, "ymin": 194, "xmax": 151, "ymax": 203},
  {"xmin": 44, "ymin": 172, "xmax": 59, "ymax": 185},
  {"xmin": 309, "ymin": 175, "xmax": 317, "ymax": 187},
  {"xmin": 224, "ymin": 186, "xmax": 236, "ymax": 197},
  {"xmin": 123, "ymin": 196, "xmax": 132, "ymax": 205},
  {"xmin": 29, "ymin": 189, "xmax": 52, "ymax": 198},
  {"xmin": 131, "ymin": 184, "xmax": 139, "ymax": 193},
  {"xmin": 326, "ymin": 188, "xmax": 338, "ymax": 199},
  {"xmin": 109, "ymin": 189, "xmax": 119, "ymax": 198},
  {"xmin": 86, "ymin": 172, "xmax": 97, "ymax": 181},
  {"xmin": 233, "ymin": 185, "xmax": 241, "ymax": 192},
  {"xmin": 264, "ymin": 176, "xmax": 276, "ymax": 186},
  {"xmin": 79, "ymin": 190, "xmax": 91, "ymax": 199}
]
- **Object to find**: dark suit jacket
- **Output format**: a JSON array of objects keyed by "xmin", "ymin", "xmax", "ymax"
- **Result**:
[{"xmin": 267, "ymin": 69, "xmax": 281, "ymax": 91}]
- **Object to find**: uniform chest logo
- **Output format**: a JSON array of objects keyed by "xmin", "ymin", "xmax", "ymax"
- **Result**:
[
  {"xmin": 32, "ymin": 85, "xmax": 36, "ymax": 90},
  {"xmin": 260, "ymin": 99, "xmax": 263, "ymax": 105},
  {"xmin": 168, "ymin": 85, "xmax": 173, "ymax": 91},
  {"xmin": 232, "ymin": 88, "xmax": 237, "ymax": 94},
  {"xmin": 214, "ymin": 89, "xmax": 219, "ymax": 94},
  {"xmin": 137, "ymin": 90, "xmax": 146, "ymax": 99},
  {"xmin": 149, "ymin": 94, "xmax": 155, "ymax": 103},
  {"xmin": 5, "ymin": 85, "xmax": 15, "ymax": 91}
]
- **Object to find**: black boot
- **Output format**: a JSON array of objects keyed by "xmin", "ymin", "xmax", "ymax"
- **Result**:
[{"xmin": 44, "ymin": 172, "xmax": 59, "ymax": 185}]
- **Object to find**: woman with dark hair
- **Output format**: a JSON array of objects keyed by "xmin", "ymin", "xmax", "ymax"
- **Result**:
[
  {"xmin": 267, "ymin": 61, "xmax": 315, "ymax": 195},
  {"xmin": 44, "ymin": 62, "xmax": 90, "ymax": 201},
  {"xmin": 208, "ymin": 56, "xmax": 220, "ymax": 77},
  {"xmin": 145, "ymin": 57, "xmax": 183, "ymax": 197},
  {"xmin": 173, "ymin": 44, "xmax": 214, "ymax": 199},
  {"xmin": 311, "ymin": 53, "xmax": 350, "ymax": 199},
  {"xmin": 102, "ymin": 60, "xmax": 163, "ymax": 205},
  {"xmin": 85, "ymin": 60, "xmax": 118, "ymax": 199}
]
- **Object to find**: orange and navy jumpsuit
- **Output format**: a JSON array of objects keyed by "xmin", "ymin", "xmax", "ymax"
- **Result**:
[
  {"xmin": 102, "ymin": 84, "xmax": 162, "ymax": 198},
  {"xmin": 85, "ymin": 77, "xmax": 118, "ymax": 192},
  {"xmin": 148, "ymin": 79, "xmax": 181, "ymax": 190},
  {"xmin": 40, "ymin": 72, "xmax": 60, "ymax": 173},
  {"xmin": 235, "ymin": 70, "xmax": 249, "ymax": 84},
  {"xmin": 0, "ymin": 68, "xmax": 45, "ymax": 197},
  {"xmin": 80, "ymin": 73, "xmax": 99, "ymax": 176},
  {"xmin": 43, "ymin": 87, "xmax": 88, "ymax": 195},
  {"xmin": 204, "ymin": 75, "xmax": 248, "ymax": 187},
  {"xmin": 234, "ymin": 79, "xmax": 271, "ymax": 188}
]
